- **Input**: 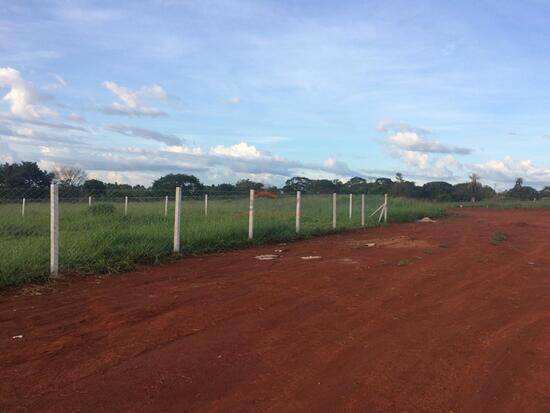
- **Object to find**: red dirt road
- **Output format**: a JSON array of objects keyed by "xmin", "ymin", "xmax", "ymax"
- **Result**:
[{"xmin": 1, "ymin": 209, "xmax": 549, "ymax": 412}]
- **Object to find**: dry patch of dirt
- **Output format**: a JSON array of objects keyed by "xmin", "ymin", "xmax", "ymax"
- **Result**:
[{"xmin": 347, "ymin": 235, "xmax": 435, "ymax": 249}]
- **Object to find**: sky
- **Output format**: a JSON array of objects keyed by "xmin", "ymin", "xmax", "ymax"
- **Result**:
[{"xmin": 1, "ymin": 0, "xmax": 550, "ymax": 189}]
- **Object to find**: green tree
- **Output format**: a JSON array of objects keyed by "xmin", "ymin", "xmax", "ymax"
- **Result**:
[
  {"xmin": 234, "ymin": 179, "xmax": 264, "ymax": 192},
  {"xmin": 283, "ymin": 177, "xmax": 313, "ymax": 193},
  {"xmin": 151, "ymin": 173, "xmax": 204, "ymax": 195},
  {"xmin": 83, "ymin": 179, "xmax": 107, "ymax": 196},
  {"xmin": 0, "ymin": 162, "xmax": 53, "ymax": 188},
  {"xmin": 421, "ymin": 181, "xmax": 454, "ymax": 201}
]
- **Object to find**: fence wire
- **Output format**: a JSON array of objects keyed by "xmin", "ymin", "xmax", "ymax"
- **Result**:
[{"xmin": 0, "ymin": 187, "xmax": 388, "ymax": 288}]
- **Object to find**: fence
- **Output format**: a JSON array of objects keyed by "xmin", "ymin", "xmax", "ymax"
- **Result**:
[{"xmin": 0, "ymin": 185, "xmax": 388, "ymax": 287}]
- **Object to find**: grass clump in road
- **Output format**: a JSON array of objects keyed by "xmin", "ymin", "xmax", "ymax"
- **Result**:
[{"xmin": 490, "ymin": 231, "xmax": 507, "ymax": 245}]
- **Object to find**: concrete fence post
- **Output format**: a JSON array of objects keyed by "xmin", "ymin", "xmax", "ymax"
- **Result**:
[
  {"xmin": 205, "ymin": 193, "xmax": 208, "ymax": 217},
  {"xmin": 248, "ymin": 189, "xmax": 255, "ymax": 240},
  {"xmin": 22, "ymin": 198, "xmax": 26, "ymax": 217},
  {"xmin": 50, "ymin": 183, "xmax": 59, "ymax": 278},
  {"xmin": 173, "ymin": 187, "xmax": 181, "ymax": 252},
  {"xmin": 349, "ymin": 193, "xmax": 353, "ymax": 220},
  {"xmin": 164, "ymin": 195, "xmax": 169, "ymax": 217},
  {"xmin": 296, "ymin": 190, "xmax": 301, "ymax": 233},
  {"xmin": 384, "ymin": 193, "xmax": 388, "ymax": 223},
  {"xmin": 124, "ymin": 196, "xmax": 128, "ymax": 216},
  {"xmin": 88, "ymin": 196, "xmax": 92, "ymax": 207},
  {"xmin": 361, "ymin": 194, "xmax": 365, "ymax": 227},
  {"xmin": 332, "ymin": 193, "xmax": 337, "ymax": 229}
]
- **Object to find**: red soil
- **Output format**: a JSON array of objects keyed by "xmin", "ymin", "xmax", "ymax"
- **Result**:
[{"xmin": 1, "ymin": 209, "xmax": 549, "ymax": 412}]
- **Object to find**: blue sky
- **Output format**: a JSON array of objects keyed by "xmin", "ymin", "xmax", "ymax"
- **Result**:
[{"xmin": 1, "ymin": 0, "xmax": 550, "ymax": 188}]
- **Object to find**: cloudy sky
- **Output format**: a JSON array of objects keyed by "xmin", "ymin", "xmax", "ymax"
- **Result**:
[{"xmin": 1, "ymin": 0, "xmax": 550, "ymax": 188}]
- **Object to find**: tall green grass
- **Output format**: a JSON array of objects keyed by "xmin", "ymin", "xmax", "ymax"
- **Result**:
[{"xmin": 0, "ymin": 194, "xmax": 446, "ymax": 288}]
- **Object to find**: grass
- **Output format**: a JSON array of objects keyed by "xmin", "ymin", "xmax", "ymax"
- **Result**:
[
  {"xmin": 0, "ymin": 194, "xmax": 446, "ymax": 289},
  {"xmin": 461, "ymin": 198, "xmax": 550, "ymax": 209},
  {"xmin": 490, "ymin": 231, "xmax": 508, "ymax": 245}
]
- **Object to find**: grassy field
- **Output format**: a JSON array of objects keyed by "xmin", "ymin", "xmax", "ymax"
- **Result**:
[{"xmin": 0, "ymin": 194, "xmax": 446, "ymax": 288}]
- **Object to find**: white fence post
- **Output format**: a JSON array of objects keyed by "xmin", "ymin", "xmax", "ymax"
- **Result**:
[
  {"xmin": 349, "ymin": 193, "xmax": 353, "ymax": 220},
  {"xmin": 205, "ymin": 193, "xmax": 208, "ymax": 217},
  {"xmin": 124, "ymin": 196, "xmax": 128, "ymax": 216},
  {"xmin": 361, "ymin": 194, "xmax": 365, "ymax": 227},
  {"xmin": 50, "ymin": 183, "xmax": 59, "ymax": 278},
  {"xmin": 88, "ymin": 196, "xmax": 92, "ymax": 207},
  {"xmin": 22, "ymin": 198, "xmax": 26, "ymax": 217},
  {"xmin": 248, "ymin": 189, "xmax": 255, "ymax": 240},
  {"xmin": 173, "ymin": 187, "xmax": 181, "ymax": 252},
  {"xmin": 332, "ymin": 193, "xmax": 337, "ymax": 229},
  {"xmin": 295, "ymin": 190, "xmax": 301, "ymax": 233},
  {"xmin": 164, "ymin": 195, "xmax": 168, "ymax": 217},
  {"xmin": 384, "ymin": 193, "xmax": 388, "ymax": 223}
]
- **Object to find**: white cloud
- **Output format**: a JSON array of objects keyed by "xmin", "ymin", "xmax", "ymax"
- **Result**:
[
  {"xmin": 105, "ymin": 124, "xmax": 184, "ymax": 146},
  {"xmin": 387, "ymin": 131, "xmax": 472, "ymax": 155},
  {"xmin": 101, "ymin": 81, "xmax": 168, "ymax": 117},
  {"xmin": 67, "ymin": 113, "xmax": 86, "ymax": 123},
  {"xmin": 209, "ymin": 142, "xmax": 263, "ymax": 159},
  {"xmin": 474, "ymin": 156, "xmax": 550, "ymax": 185},
  {"xmin": 226, "ymin": 96, "xmax": 241, "ymax": 104},
  {"xmin": 0, "ymin": 67, "xmax": 57, "ymax": 119}
]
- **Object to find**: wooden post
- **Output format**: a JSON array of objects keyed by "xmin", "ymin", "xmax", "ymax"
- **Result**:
[
  {"xmin": 164, "ymin": 195, "xmax": 168, "ymax": 217},
  {"xmin": 384, "ymin": 194, "xmax": 388, "ymax": 223},
  {"xmin": 173, "ymin": 187, "xmax": 181, "ymax": 252},
  {"xmin": 349, "ymin": 193, "xmax": 353, "ymax": 220},
  {"xmin": 248, "ymin": 189, "xmax": 254, "ymax": 240},
  {"xmin": 295, "ymin": 191, "xmax": 301, "ymax": 233},
  {"xmin": 124, "ymin": 196, "xmax": 128, "ymax": 216},
  {"xmin": 332, "ymin": 193, "xmax": 337, "ymax": 229},
  {"xmin": 204, "ymin": 193, "xmax": 208, "ymax": 217},
  {"xmin": 361, "ymin": 194, "xmax": 365, "ymax": 227},
  {"xmin": 88, "ymin": 196, "xmax": 92, "ymax": 207},
  {"xmin": 50, "ymin": 183, "xmax": 59, "ymax": 278},
  {"xmin": 22, "ymin": 198, "xmax": 26, "ymax": 217}
]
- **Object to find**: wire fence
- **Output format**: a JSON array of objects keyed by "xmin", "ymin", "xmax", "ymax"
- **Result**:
[{"xmin": 0, "ymin": 185, "xmax": 389, "ymax": 288}]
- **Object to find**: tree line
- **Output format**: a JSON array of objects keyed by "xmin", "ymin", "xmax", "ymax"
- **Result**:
[{"xmin": 0, "ymin": 161, "xmax": 547, "ymax": 201}]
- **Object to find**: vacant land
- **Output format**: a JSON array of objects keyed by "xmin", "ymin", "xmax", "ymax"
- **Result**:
[
  {"xmin": 1, "ymin": 209, "xmax": 549, "ymax": 412},
  {"xmin": 0, "ymin": 194, "xmax": 445, "ymax": 288}
]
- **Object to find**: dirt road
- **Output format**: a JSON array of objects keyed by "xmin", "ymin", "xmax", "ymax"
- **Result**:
[{"xmin": 1, "ymin": 209, "xmax": 549, "ymax": 412}]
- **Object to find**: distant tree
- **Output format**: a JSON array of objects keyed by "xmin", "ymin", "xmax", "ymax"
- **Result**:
[
  {"xmin": 83, "ymin": 179, "xmax": 107, "ymax": 196},
  {"xmin": 283, "ymin": 177, "xmax": 312, "ymax": 193},
  {"xmin": 420, "ymin": 181, "xmax": 454, "ymax": 201},
  {"xmin": 539, "ymin": 186, "xmax": 550, "ymax": 198},
  {"xmin": 310, "ymin": 179, "xmax": 338, "ymax": 193},
  {"xmin": 395, "ymin": 172, "xmax": 404, "ymax": 183},
  {"xmin": 515, "ymin": 177, "xmax": 524, "ymax": 188},
  {"xmin": 0, "ymin": 162, "xmax": 53, "ymax": 188},
  {"xmin": 152, "ymin": 173, "xmax": 204, "ymax": 195},
  {"xmin": 216, "ymin": 183, "xmax": 236, "ymax": 193},
  {"xmin": 391, "ymin": 174, "xmax": 417, "ymax": 197},
  {"xmin": 345, "ymin": 177, "xmax": 368, "ymax": 193},
  {"xmin": 55, "ymin": 166, "xmax": 87, "ymax": 187},
  {"xmin": 469, "ymin": 173, "xmax": 482, "ymax": 202},
  {"xmin": 369, "ymin": 177, "xmax": 393, "ymax": 195},
  {"xmin": 234, "ymin": 179, "xmax": 264, "ymax": 192}
]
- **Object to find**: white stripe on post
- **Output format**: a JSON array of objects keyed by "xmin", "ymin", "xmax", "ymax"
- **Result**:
[
  {"xmin": 295, "ymin": 190, "xmax": 301, "ymax": 233},
  {"xmin": 164, "ymin": 195, "xmax": 168, "ymax": 217},
  {"xmin": 124, "ymin": 196, "xmax": 128, "ymax": 216},
  {"xmin": 205, "ymin": 193, "xmax": 208, "ymax": 217},
  {"xmin": 22, "ymin": 198, "xmax": 26, "ymax": 217},
  {"xmin": 349, "ymin": 193, "xmax": 353, "ymax": 220},
  {"xmin": 361, "ymin": 194, "xmax": 365, "ymax": 227},
  {"xmin": 332, "ymin": 193, "xmax": 337, "ymax": 229},
  {"xmin": 173, "ymin": 187, "xmax": 181, "ymax": 252},
  {"xmin": 248, "ymin": 189, "xmax": 255, "ymax": 240},
  {"xmin": 50, "ymin": 183, "xmax": 59, "ymax": 278}
]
